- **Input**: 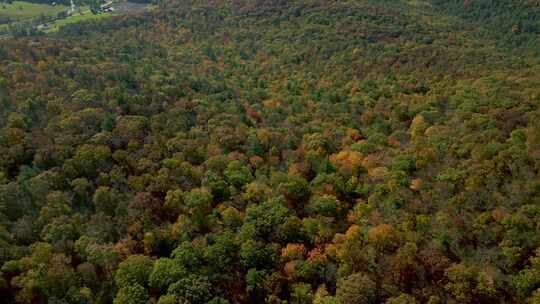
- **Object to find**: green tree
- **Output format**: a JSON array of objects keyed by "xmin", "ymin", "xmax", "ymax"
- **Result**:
[
  {"xmin": 172, "ymin": 241, "xmax": 203, "ymax": 271},
  {"xmin": 149, "ymin": 258, "xmax": 187, "ymax": 291},
  {"xmin": 385, "ymin": 294, "xmax": 418, "ymax": 304},
  {"xmin": 241, "ymin": 198, "xmax": 290, "ymax": 241},
  {"xmin": 167, "ymin": 275, "xmax": 213, "ymax": 304},
  {"xmin": 224, "ymin": 160, "xmax": 253, "ymax": 189},
  {"xmin": 308, "ymin": 195, "xmax": 342, "ymax": 217},
  {"xmin": 114, "ymin": 283, "xmax": 149, "ymax": 304},
  {"xmin": 336, "ymin": 273, "xmax": 376, "ymax": 304},
  {"xmin": 275, "ymin": 174, "xmax": 310, "ymax": 204},
  {"xmin": 240, "ymin": 239, "xmax": 279, "ymax": 269},
  {"xmin": 115, "ymin": 255, "xmax": 154, "ymax": 288},
  {"xmin": 93, "ymin": 186, "xmax": 121, "ymax": 216},
  {"xmin": 291, "ymin": 283, "xmax": 314, "ymax": 304}
]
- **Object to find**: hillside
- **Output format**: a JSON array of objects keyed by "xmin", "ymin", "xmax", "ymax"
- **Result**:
[{"xmin": 0, "ymin": 0, "xmax": 540, "ymax": 303}]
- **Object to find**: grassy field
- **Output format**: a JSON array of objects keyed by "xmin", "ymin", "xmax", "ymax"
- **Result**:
[
  {"xmin": 0, "ymin": 1, "xmax": 67, "ymax": 20},
  {"xmin": 42, "ymin": 10, "xmax": 116, "ymax": 32},
  {"xmin": 1, "ymin": 1, "xmax": 150, "ymax": 35}
]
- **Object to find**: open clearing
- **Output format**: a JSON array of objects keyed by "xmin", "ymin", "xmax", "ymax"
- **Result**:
[
  {"xmin": 42, "ymin": 10, "xmax": 116, "ymax": 32},
  {"xmin": 0, "ymin": 1, "xmax": 67, "ymax": 21},
  {"xmin": 1, "ymin": 0, "xmax": 151, "ymax": 34}
]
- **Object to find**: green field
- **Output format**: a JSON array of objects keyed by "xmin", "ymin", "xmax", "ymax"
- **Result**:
[
  {"xmin": 42, "ymin": 10, "xmax": 116, "ymax": 32},
  {"xmin": 0, "ymin": 0, "xmax": 148, "ymax": 35},
  {"xmin": 0, "ymin": 1, "xmax": 67, "ymax": 20}
]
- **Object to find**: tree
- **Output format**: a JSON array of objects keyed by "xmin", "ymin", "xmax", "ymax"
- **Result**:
[
  {"xmin": 167, "ymin": 275, "xmax": 213, "ymax": 304},
  {"xmin": 114, "ymin": 116, "xmax": 148, "ymax": 144},
  {"xmin": 308, "ymin": 195, "xmax": 342, "ymax": 217},
  {"xmin": 77, "ymin": 262, "xmax": 99, "ymax": 289},
  {"xmin": 114, "ymin": 255, "xmax": 153, "ymax": 288},
  {"xmin": 66, "ymin": 144, "xmax": 112, "ymax": 178},
  {"xmin": 245, "ymin": 268, "xmax": 268, "ymax": 295},
  {"xmin": 0, "ymin": 127, "xmax": 31, "ymax": 174},
  {"xmin": 224, "ymin": 160, "xmax": 253, "ymax": 189},
  {"xmin": 527, "ymin": 288, "xmax": 540, "ymax": 304},
  {"xmin": 275, "ymin": 173, "xmax": 310, "ymax": 204},
  {"xmin": 241, "ymin": 198, "xmax": 290, "ymax": 241},
  {"xmin": 172, "ymin": 241, "xmax": 203, "ymax": 271},
  {"xmin": 38, "ymin": 191, "xmax": 72, "ymax": 225},
  {"xmin": 240, "ymin": 239, "xmax": 279, "ymax": 269},
  {"xmin": 113, "ymin": 283, "xmax": 149, "ymax": 304},
  {"xmin": 444, "ymin": 263, "xmax": 478, "ymax": 303},
  {"xmin": 204, "ymin": 231, "xmax": 238, "ymax": 276},
  {"xmin": 208, "ymin": 297, "xmax": 231, "ymax": 304},
  {"xmin": 93, "ymin": 186, "xmax": 121, "ymax": 216},
  {"xmin": 157, "ymin": 295, "xmax": 178, "ymax": 304},
  {"xmin": 183, "ymin": 187, "xmax": 213, "ymax": 230},
  {"xmin": 291, "ymin": 283, "xmax": 313, "ymax": 304},
  {"xmin": 313, "ymin": 285, "xmax": 340, "ymax": 304},
  {"xmin": 385, "ymin": 294, "xmax": 418, "ymax": 304},
  {"xmin": 336, "ymin": 273, "xmax": 376, "ymax": 304},
  {"xmin": 367, "ymin": 224, "xmax": 399, "ymax": 251},
  {"xmin": 164, "ymin": 189, "xmax": 183, "ymax": 216},
  {"xmin": 329, "ymin": 150, "xmax": 364, "ymax": 177},
  {"xmin": 149, "ymin": 258, "xmax": 187, "ymax": 291},
  {"xmin": 511, "ymin": 267, "xmax": 540, "ymax": 300},
  {"xmin": 202, "ymin": 171, "xmax": 230, "ymax": 201}
]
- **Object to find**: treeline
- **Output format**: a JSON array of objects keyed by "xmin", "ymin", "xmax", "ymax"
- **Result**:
[{"xmin": 0, "ymin": 0, "xmax": 539, "ymax": 303}]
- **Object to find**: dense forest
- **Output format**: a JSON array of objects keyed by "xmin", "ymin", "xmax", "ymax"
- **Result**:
[{"xmin": 1, "ymin": 0, "xmax": 540, "ymax": 303}]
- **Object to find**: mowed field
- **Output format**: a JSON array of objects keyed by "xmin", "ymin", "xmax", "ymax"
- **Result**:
[
  {"xmin": 0, "ymin": 0, "xmax": 151, "ymax": 34},
  {"xmin": 42, "ymin": 10, "xmax": 115, "ymax": 32},
  {"xmin": 0, "ymin": 1, "xmax": 67, "ymax": 20}
]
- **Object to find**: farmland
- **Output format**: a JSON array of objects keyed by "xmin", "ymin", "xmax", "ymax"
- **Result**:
[
  {"xmin": 0, "ymin": 1, "xmax": 67, "ymax": 21},
  {"xmin": 0, "ymin": 0, "xmax": 136, "ymax": 35},
  {"xmin": 41, "ymin": 9, "xmax": 115, "ymax": 32}
]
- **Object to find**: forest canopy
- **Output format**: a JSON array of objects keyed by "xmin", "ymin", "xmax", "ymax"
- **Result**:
[{"xmin": 0, "ymin": 0, "xmax": 540, "ymax": 303}]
